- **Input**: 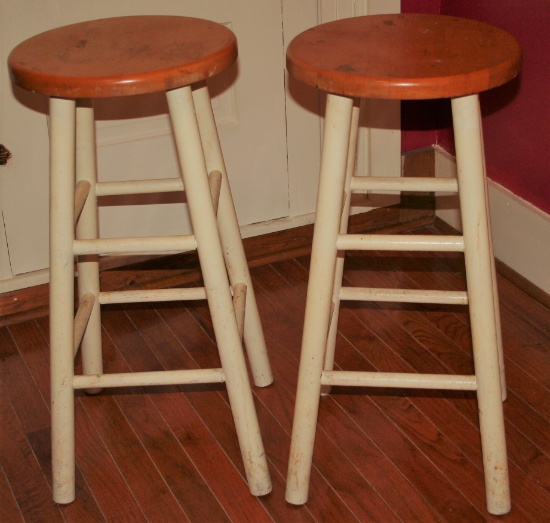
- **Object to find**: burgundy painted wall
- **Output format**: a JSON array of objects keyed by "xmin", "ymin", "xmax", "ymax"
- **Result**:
[
  {"xmin": 401, "ymin": 0, "xmax": 550, "ymax": 214},
  {"xmin": 400, "ymin": 1, "xmax": 441, "ymax": 151}
]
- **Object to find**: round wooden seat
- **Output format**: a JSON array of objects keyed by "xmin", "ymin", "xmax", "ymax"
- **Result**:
[
  {"xmin": 286, "ymin": 14, "xmax": 522, "ymax": 99},
  {"xmin": 8, "ymin": 16, "xmax": 237, "ymax": 98}
]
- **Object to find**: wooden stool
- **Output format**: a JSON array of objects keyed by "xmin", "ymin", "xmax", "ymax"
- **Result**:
[
  {"xmin": 8, "ymin": 16, "xmax": 273, "ymax": 504},
  {"xmin": 285, "ymin": 14, "xmax": 521, "ymax": 515}
]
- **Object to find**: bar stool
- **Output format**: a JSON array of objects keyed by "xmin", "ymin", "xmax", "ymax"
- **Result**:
[
  {"xmin": 8, "ymin": 16, "xmax": 273, "ymax": 503},
  {"xmin": 285, "ymin": 14, "xmax": 521, "ymax": 515}
]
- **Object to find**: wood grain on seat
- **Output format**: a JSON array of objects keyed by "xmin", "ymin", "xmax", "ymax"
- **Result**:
[
  {"xmin": 287, "ymin": 14, "xmax": 521, "ymax": 99},
  {"xmin": 8, "ymin": 16, "xmax": 237, "ymax": 98}
]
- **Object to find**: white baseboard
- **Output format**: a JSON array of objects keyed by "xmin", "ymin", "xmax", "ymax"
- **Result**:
[
  {"xmin": 239, "ymin": 212, "xmax": 316, "ymax": 238},
  {"xmin": 0, "ymin": 267, "xmax": 50, "ymax": 294},
  {"xmin": 435, "ymin": 147, "xmax": 550, "ymax": 295}
]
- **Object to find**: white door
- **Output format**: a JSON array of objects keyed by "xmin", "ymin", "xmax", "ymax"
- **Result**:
[{"xmin": 0, "ymin": 0, "xmax": 289, "ymax": 290}]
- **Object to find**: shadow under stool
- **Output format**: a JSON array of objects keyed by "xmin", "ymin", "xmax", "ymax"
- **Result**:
[
  {"xmin": 284, "ymin": 14, "xmax": 521, "ymax": 515},
  {"xmin": 8, "ymin": 15, "xmax": 273, "ymax": 504}
]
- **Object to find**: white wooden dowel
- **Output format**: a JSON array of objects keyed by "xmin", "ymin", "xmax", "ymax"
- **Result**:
[
  {"xmin": 350, "ymin": 176, "xmax": 458, "ymax": 193},
  {"xmin": 49, "ymin": 97, "xmax": 77, "ymax": 504},
  {"xmin": 320, "ymin": 371, "xmax": 477, "ymax": 390},
  {"xmin": 169, "ymin": 85, "xmax": 271, "ymax": 495},
  {"xmin": 286, "ymin": 93, "xmax": 354, "ymax": 506},
  {"xmin": 99, "ymin": 287, "xmax": 207, "ymax": 304},
  {"xmin": 95, "ymin": 178, "xmax": 184, "ymax": 196},
  {"xmin": 192, "ymin": 83, "xmax": 273, "ymax": 388},
  {"xmin": 453, "ymin": 94, "xmax": 510, "ymax": 514},
  {"xmin": 340, "ymin": 287, "xmax": 468, "ymax": 305},
  {"xmin": 336, "ymin": 234, "xmax": 465, "ymax": 252},
  {"xmin": 75, "ymin": 101, "xmax": 103, "ymax": 390},
  {"xmin": 73, "ymin": 235, "xmax": 196, "ymax": 256},
  {"xmin": 73, "ymin": 368, "xmax": 225, "ymax": 389}
]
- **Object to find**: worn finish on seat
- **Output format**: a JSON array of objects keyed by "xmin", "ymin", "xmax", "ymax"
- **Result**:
[
  {"xmin": 8, "ymin": 16, "xmax": 237, "ymax": 98},
  {"xmin": 8, "ymin": 15, "xmax": 272, "ymax": 505},
  {"xmin": 285, "ymin": 13, "xmax": 521, "ymax": 516},
  {"xmin": 287, "ymin": 14, "xmax": 521, "ymax": 99}
]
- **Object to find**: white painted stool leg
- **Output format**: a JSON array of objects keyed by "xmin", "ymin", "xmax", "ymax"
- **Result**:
[
  {"xmin": 286, "ymin": 94, "xmax": 354, "ymax": 505},
  {"xmin": 451, "ymin": 94, "xmax": 510, "ymax": 515},
  {"xmin": 75, "ymin": 101, "xmax": 103, "ymax": 393},
  {"xmin": 191, "ymin": 83, "xmax": 273, "ymax": 387},
  {"xmin": 323, "ymin": 100, "xmax": 361, "ymax": 386},
  {"xmin": 49, "ymin": 97, "xmax": 77, "ymax": 504},
  {"xmin": 167, "ymin": 86, "xmax": 271, "ymax": 496}
]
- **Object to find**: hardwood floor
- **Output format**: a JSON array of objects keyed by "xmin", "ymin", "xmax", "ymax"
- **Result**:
[{"xmin": 1, "ymin": 225, "xmax": 549, "ymax": 522}]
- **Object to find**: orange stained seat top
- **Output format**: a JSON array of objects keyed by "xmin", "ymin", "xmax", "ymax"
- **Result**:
[
  {"xmin": 8, "ymin": 16, "xmax": 237, "ymax": 99},
  {"xmin": 287, "ymin": 14, "xmax": 522, "ymax": 100}
]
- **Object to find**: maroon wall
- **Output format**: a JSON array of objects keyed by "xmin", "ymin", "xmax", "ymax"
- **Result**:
[
  {"xmin": 401, "ymin": 0, "xmax": 550, "ymax": 214},
  {"xmin": 400, "ymin": 1, "xmax": 441, "ymax": 151}
]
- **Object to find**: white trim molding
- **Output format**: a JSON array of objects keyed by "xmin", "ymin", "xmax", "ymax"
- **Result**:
[{"xmin": 435, "ymin": 146, "xmax": 550, "ymax": 295}]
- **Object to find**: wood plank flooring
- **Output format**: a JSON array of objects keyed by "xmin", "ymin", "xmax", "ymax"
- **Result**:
[{"xmin": 1, "ymin": 225, "xmax": 549, "ymax": 522}]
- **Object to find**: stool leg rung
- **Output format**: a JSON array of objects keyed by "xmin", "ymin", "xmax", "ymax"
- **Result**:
[
  {"xmin": 320, "ymin": 370, "xmax": 477, "ymax": 390},
  {"xmin": 336, "ymin": 233, "xmax": 464, "ymax": 252},
  {"xmin": 99, "ymin": 287, "xmax": 207, "ymax": 305},
  {"xmin": 73, "ymin": 293, "xmax": 95, "ymax": 357},
  {"xmin": 74, "ymin": 180, "xmax": 90, "ymax": 224},
  {"xmin": 73, "ymin": 235, "xmax": 197, "ymax": 256},
  {"xmin": 208, "ymin": 170, "xmax": 222, "ymax": 215},
  {"xmin": 73, "ymin": 368, "xmax": 225, "ymax": 389},
  {"xmin": 350, "ymin": 175, "xmax": 458, "ymax": 193},
  {"xmin": 95, "ymin": 177, "xmax": 184, "ymax": 196},
  {"xmin": 340, "ymin": 286, "xmax": 468, "ymax": 305}
]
